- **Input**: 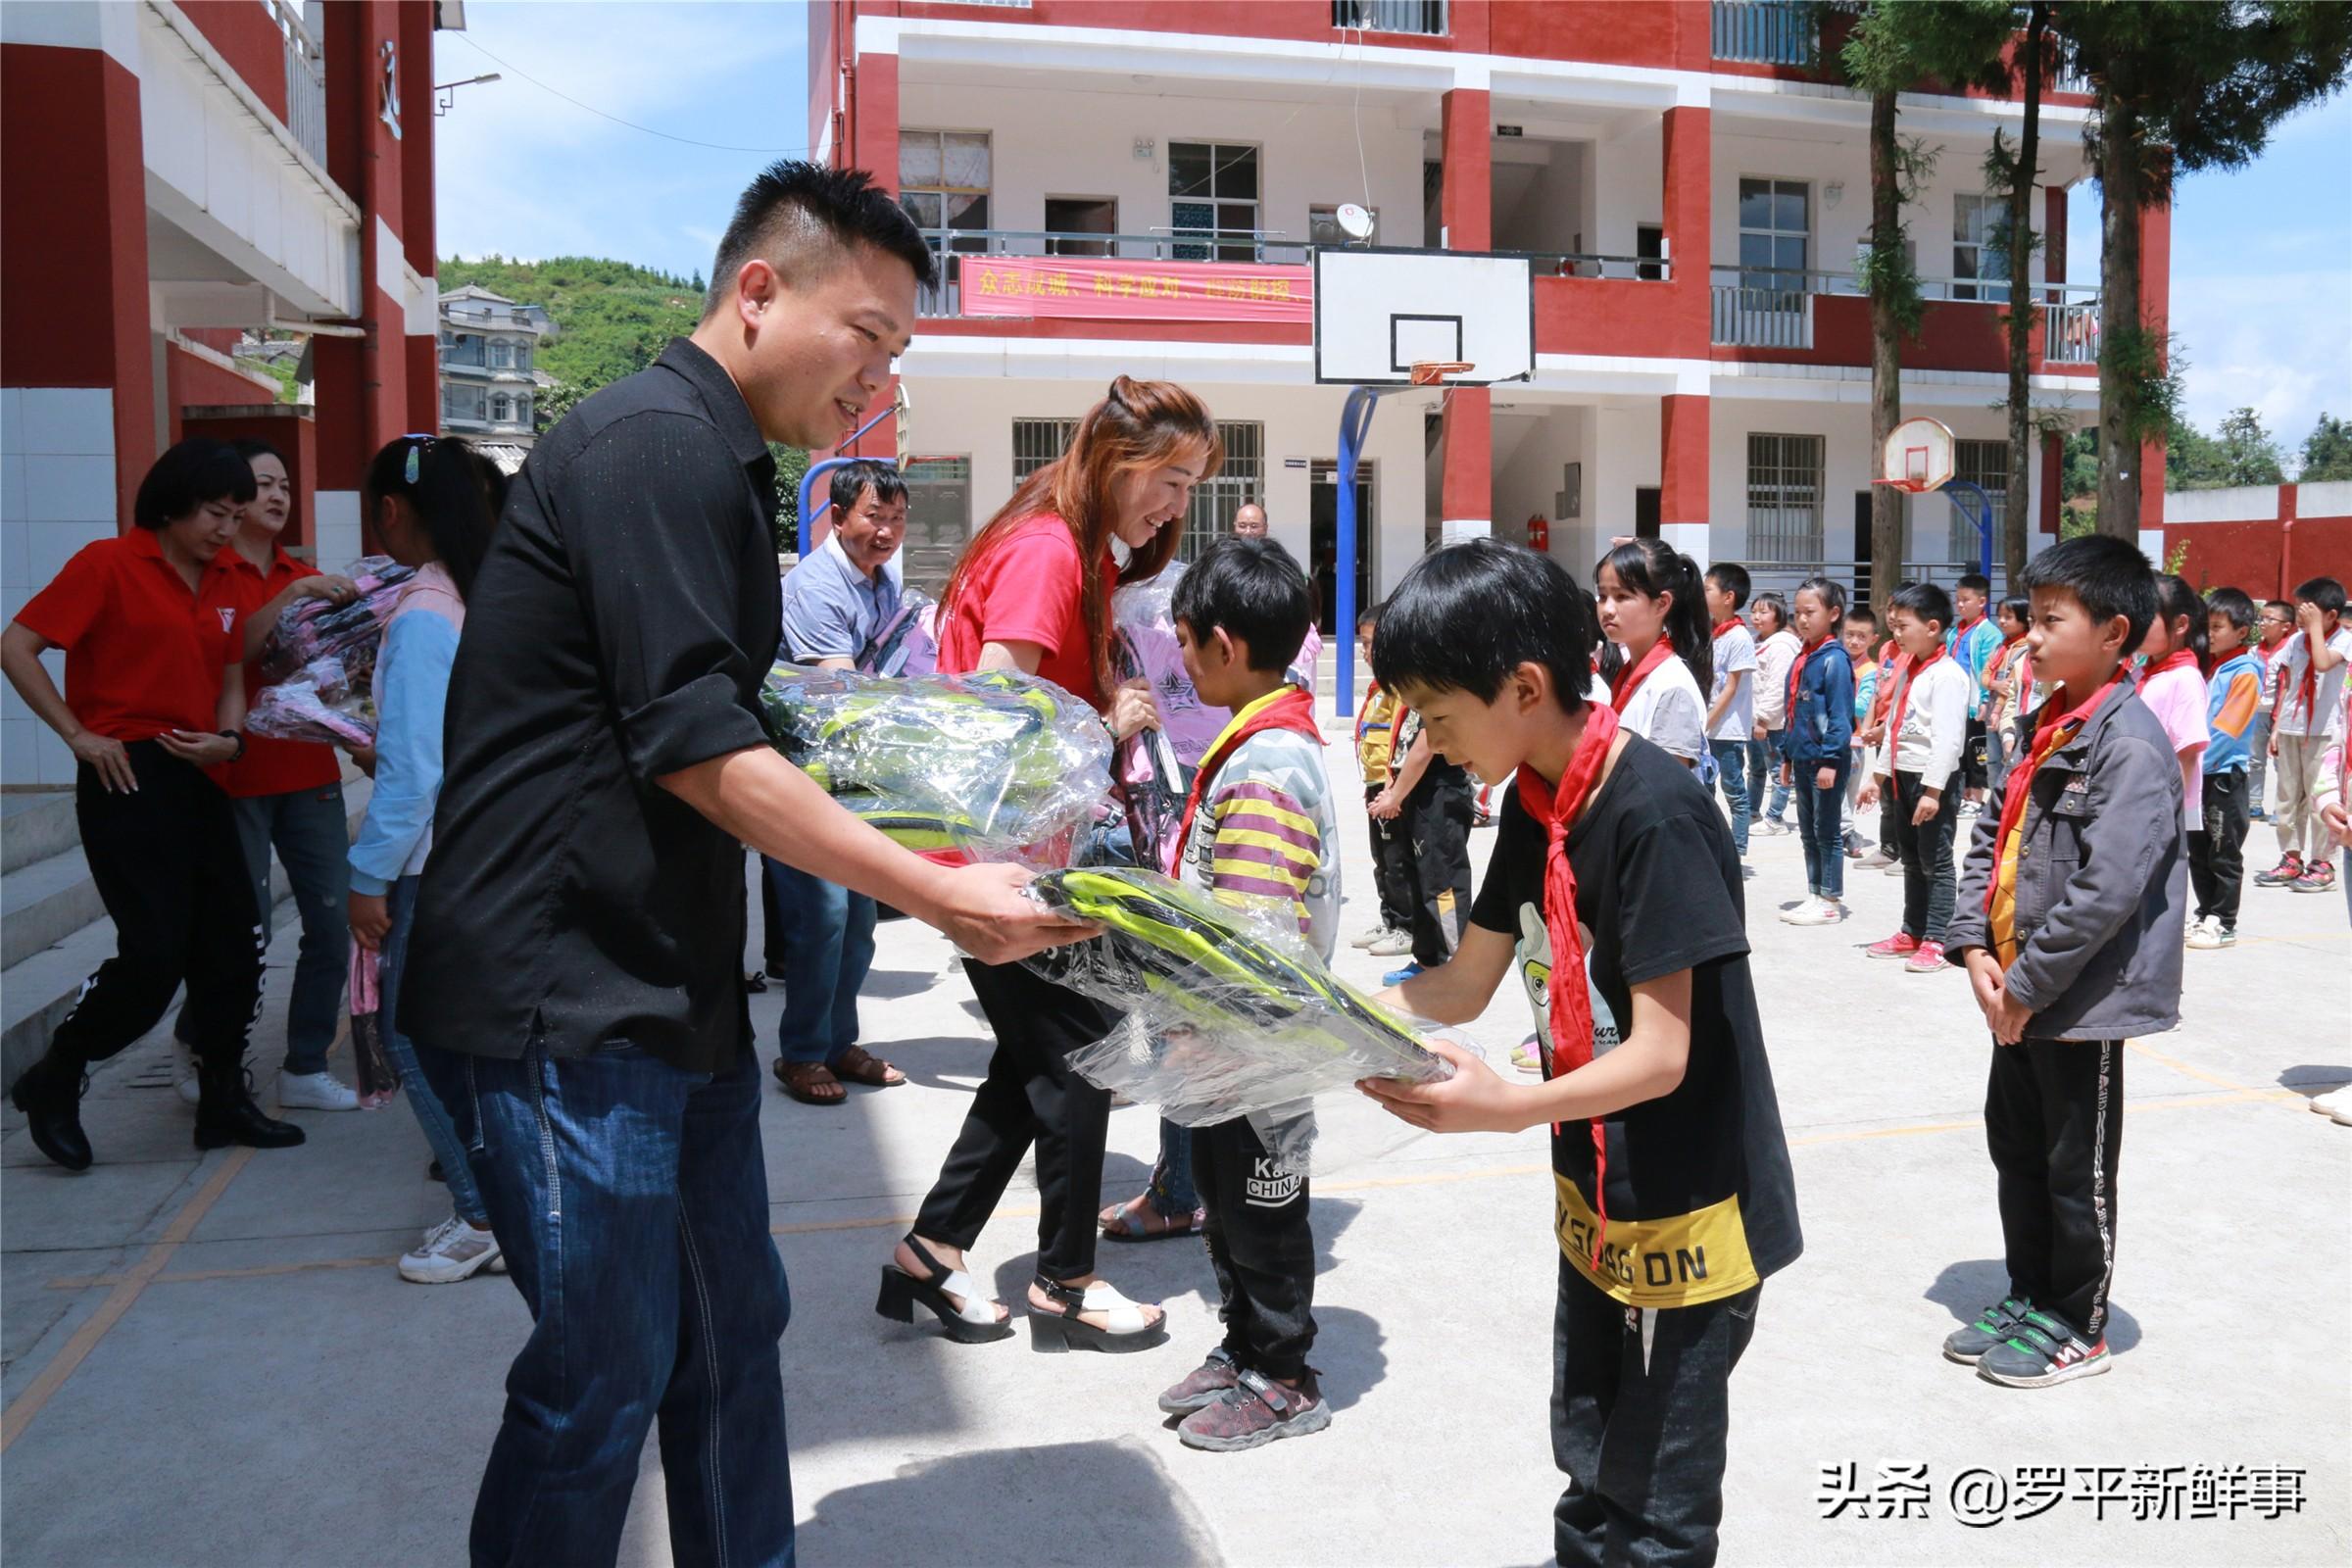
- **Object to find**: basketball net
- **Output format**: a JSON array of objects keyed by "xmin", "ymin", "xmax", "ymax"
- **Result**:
[{"xmin": 1410, "ymin": 361, "xmax": 1476, "ymax": 387}]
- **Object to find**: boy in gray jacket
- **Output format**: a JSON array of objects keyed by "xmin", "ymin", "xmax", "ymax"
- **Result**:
[{"xmin": 1944, "ymin": 536, "xmax": 2185, "ymax": 1390}]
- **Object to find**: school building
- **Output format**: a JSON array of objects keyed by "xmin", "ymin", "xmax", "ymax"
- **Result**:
[{"xmin": 809, "ymin": 0, "xmax": 2164, "ymax": 609}]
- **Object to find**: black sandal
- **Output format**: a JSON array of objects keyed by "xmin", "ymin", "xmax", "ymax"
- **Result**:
[
  {"xmin": 1028, "ymin": 1273, "xmax": 1168, "ymax": 1354},
  {"xmin": 875, "ymin": 1236, "xmax": 1013, "ymax": 1344}
]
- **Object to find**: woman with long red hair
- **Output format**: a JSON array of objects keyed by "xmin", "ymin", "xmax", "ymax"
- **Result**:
[{"xmin": 878, "ymin": 375, "xmax": 1220, "ymax": 1352}]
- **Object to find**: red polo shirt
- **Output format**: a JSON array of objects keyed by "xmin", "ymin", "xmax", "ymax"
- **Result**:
[
  {"xmin": 16, "ymin": 530, "xmax": 236, "ymax": 743},
  {"xmin": 934, "ymin": 514, "xmax": 1118, "ymax": 709},
  {"xmin": 200, "ymin": 544, "xmax": 343, "ymax": 797}
]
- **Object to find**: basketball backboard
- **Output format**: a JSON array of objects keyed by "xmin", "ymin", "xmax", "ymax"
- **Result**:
[
  {"xmin": 1313, "ymin": 248, "xmax": 1535, "ymax": 387},
  {"xmin": 1878, "ymin": 415, "xmax": 1955, "ymax": 493}
]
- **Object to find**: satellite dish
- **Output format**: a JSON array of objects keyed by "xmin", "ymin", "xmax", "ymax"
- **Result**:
[{"xmin": 1335, "ymin": 202, "xmax": 1375, "ymax": 242}]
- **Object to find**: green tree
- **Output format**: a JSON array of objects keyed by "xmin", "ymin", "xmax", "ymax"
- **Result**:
[
  {"xmin": 1987, "ymin": 2, "xmax": 2055, "ymax": 580},
  {"xmin": 2299, "ymin": 412, "xmax": 2352, "ymax": 481},
  {"xmin": 2063, "ymin": 427, "xmax": 2099, "ymax": 499},
  {"xmin": 2165, "ymin": 413, "xmax": 2230, "ymax": 489},
  {"xmin": 2054, "ymin": 1, "xmax": 2352, "ymax": 537},
  {"xmin": 769, "ymin": 443, "xmax": 810, "ymax": 553},
  {"xmin": 2214, "ymin": 406, "xmax": 2286, "ymax": 486}
]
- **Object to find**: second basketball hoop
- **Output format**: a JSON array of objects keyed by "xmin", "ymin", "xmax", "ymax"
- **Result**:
[{"xmin": 1878, "ymin": 415, "xmax": 1956, "ymax": 493}]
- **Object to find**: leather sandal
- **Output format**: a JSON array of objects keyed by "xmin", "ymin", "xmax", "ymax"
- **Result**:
[
  {"xmin": 1028, "ymin": 1274, "xmax": 1168, "ymax": 1354},
  {"xmin": 1099, "ymin": 1193, "xmax": 1205, "ymax": 1242},
  {"xmin": 773, "ymin": 1059, "xmax": 846, "ymax": 1105},
  {"xmin": 830, "ymin": 1045, "xmax": 905, "ymax": 1088},
  {"xmin": 874, "ymin": 1236, "xmax": 1013, "ymax": 1344}
]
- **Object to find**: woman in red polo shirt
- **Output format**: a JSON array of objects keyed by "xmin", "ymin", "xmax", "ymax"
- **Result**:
[
  {"xmin": 167, "ymin": 438, "xmax": 368, "ymax": 1112},
  {"xmin": 881, "ymin": 376, "xmax": 1217, "ymax": 1350},
  {"xmin": 1, "ymin": 438, "xmax": 305, "ymax": 1170}
]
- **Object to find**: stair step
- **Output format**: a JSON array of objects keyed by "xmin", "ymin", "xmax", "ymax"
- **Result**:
[
  {"xmin": 1, "ymin": 790, "xmax": 79, "ymax": 875},
  {"xmin": 1, "ymin": 845, "xmax": 110, "ymax": 970}
]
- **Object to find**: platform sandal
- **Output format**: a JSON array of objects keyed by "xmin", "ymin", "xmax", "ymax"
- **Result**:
[
  {"xmin": 1028, "ymin": 1274, "xmax": 1169, "ymax": 1354},
  {"xmin": 874, "ymin": 1236, "xmax": 1014, "ymax": 1344}
]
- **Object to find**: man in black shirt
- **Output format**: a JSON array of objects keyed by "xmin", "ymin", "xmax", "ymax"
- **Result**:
[
  {"xmin": 1357, "ymin": 541, "xmax": 1798, "ymax": 1568},
  {"xmin": 407, "ymin": 163, "xmax": 1087, "ymax": 1568}
]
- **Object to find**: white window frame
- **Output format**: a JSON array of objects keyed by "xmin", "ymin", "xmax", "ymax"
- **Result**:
[
  {"xmin": 1170, "ymin": 140, "xmax": 1262, "ymax": 262},
  {"xmin": 1953, "ymin": 193, "xmax": 2011, "ymax": 303}
]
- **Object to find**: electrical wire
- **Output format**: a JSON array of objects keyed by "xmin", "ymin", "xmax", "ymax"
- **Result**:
[{"xmin": 452, "ymin": 31, "xmax": 808, "ymax": 155}]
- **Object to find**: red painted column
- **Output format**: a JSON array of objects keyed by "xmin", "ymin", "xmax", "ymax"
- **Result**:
[
  {"xmin": 0, "ymin": 41, "xmax": 155, "ymax": 520},
  {"xmin": 2136, "ymin": 192, "xmax": 2170, "ymax": 532},
  {"xmin": 398, "ymin": 0, "xmax": 439, "ymax": 438},
  {"xmin": 2044, "ymin": 184, "xmax": 2067, "ymax": 286},
  {"xmin": 1661, "ymin": 105, "xmax": 1712, "ymax": 358},
  {"xmin": 844, "ymin": 50, "xmax": 903, "ymax": 472},
  {"xmin": 1660, "ymin": 393, "xmax": 1709, "ymax": 535},
  {"xmin": 1439, "ymin": 86, "xmax": 1493, "ymax": 530}
]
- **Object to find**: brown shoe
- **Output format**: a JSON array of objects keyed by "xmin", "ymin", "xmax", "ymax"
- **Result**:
[
  {"xmin": 829, "ymin": 1044, "xmax": 906, "ymax": 1088},
  {"xmin": 1177, "ymin": 1367, "xmax": 1329, "ymax": 1451},
  {"xmin": 773, "ymin": 1059, "xmax": 846, "ymax": 1104},
  {"xmin": 1157, "ymin": 1348, "xmax": 1242, "ymax": 1414}
]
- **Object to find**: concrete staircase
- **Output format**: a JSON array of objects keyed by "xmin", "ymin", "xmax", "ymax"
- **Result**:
[{"xmin": 1, "ymin": 772, "xmax": 371, "ymax": 1092}]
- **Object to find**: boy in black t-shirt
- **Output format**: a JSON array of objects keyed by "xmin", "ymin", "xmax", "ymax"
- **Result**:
[{"xmin": 1359, "ymin": 541, "xmax": 1800, "ymax": 1568}]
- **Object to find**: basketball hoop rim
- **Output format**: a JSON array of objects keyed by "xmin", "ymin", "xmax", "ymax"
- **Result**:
[
  {"xmin": 1872, "ymin": 477, "xmax": 1938, "ymax": 494},
  {"xmin": 1409, "ymin": 359, "xmax": 1478, "ymax": 387}
]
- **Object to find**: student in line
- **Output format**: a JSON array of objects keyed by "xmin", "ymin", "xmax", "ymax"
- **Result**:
[
  {"xmin": 1776, "ymin": 577, "xmax": 1855, "ymax": 926},
  {"xmin": 2247, "ymin": 599, "xmax": 2295, "ymax": 818},
  {"xmin": 2189, "ymin": 588, "xmax": 2267, "ymax": 950},
  {"xmin": 1841, "ymin": 607, "xmax": 1882, "ymax": 858},
  {"xmin": 2133, "ymin": 573, "xmax": 2210, "ymax": 853},
  {"xmin": 1981, "ymin": 594, "xmax": 2034, "ymax": 799},
  {"xmin": 1948, "ymin": 572, "xmax": 2002, "ymax": 815},
  {"xmin": 1702, "ymin": 563, "xmax": 1759, "ymax": 855},
  {"xmin": 1858, "ymin": 583, "xmax": 1971, "ymax": 973},
  {"xmin": 1593, "ymin": 538, "xmax": 1712, "ymax": 768},
  {"xmin": 2256, "ymin": 576, "xmax": 2351, "ymax": 893},
  {"xmin": 1748, "ymin": 592, "xmax": 1799, "ymax": 831}
]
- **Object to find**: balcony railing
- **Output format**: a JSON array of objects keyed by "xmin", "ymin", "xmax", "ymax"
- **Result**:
[
  {"xmin": 1710, "ymin": 267, "xmax": 2100, "ymax": 357},
  {"xmin": 914, "ymin": 228, "xmax": 1310, "ymax": 318},
  {"xmin": 1712, "ymin": 0, "xmax": 1816, "ymax": 67},
  {"xmin": 1333, "ymin": 0, "xmax": 1446, "ymax": 36},
  {"xmin": 267, "ymin": 0, "xmax": 327, "ymax": 167},
  {"xmin": 1522, "ymin": 251, "xmax": 1672, "ymax": 282}
]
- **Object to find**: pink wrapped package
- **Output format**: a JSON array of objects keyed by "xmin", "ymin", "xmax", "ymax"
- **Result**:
[
  {"xmin": 248, "ymin": 654, "xmax": 377, "ymax": 748},
  {"xmin": 257, "ymin": 555, "xmax": 416, "ymax": 684}
]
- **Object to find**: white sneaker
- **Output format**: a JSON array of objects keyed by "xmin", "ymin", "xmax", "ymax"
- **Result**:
[
  {"xmin": 1350, "ymin": 926, "xmax": 1390, "ymax": 950},
  {"xmin": 1777, "ymin": 898, "xmax": 1822, "ymax": 923},
  {"xmin": 1367, "ymin": 929, "xmax": 1415, "ymax": 956},
  {"xmin": 278, "ymin": 1069, "xmax": 361, "ymax": 1112},
  {"xmin": 171, "ymin": 1041, "xmax": 202, "ymax": 1107},
  {"xmin": 2309, "ymin": 1087, "xmax": 2352, "ymax": 1127},
  {"xmin": 399, "ymin": 1214, "xmax": 503, "ymax": 1284},
  {"xmin": 1784, "ymin": 898, "xmax": 1848, "ymax": 926},
  {"xmin": 2185, "ymin": 916, "xmax": 2222, "ymax": 950}
]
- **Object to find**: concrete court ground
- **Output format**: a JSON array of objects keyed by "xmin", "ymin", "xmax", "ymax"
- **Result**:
[{"xmin": 4, "ymin": 733, "xmax": 2348, "ymax": 1568}]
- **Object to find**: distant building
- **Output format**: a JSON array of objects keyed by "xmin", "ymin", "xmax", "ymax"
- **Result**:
[{"xmin": 438, "ymin": 284, "xmax": 556, "ymax": 451}]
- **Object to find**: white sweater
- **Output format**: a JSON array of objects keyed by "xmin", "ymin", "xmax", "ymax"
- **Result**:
[{"xmin": 1881, "ymin": 656, "xmax": 1971, "ymax": 783}]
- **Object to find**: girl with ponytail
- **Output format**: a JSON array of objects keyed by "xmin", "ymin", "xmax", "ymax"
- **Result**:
[{"xmin": 1592, "ymin": 538, "xmax": 1713, "ymax": 768}]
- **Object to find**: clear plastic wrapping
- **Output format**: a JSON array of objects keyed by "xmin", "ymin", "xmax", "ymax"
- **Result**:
[
  {"xmin": 256, "ymin": 556, "xmax": 416, "ymax": 685},
  {"xmin": 759, "ymin": 662, "xmax": 1113, "ymax": 865},
  {"xmin": 1027, "ymin": 866, "xmax": 1453, "ymax": 1150},
  {"xmin": 247, "ymin": 653, "xmax": 376, "ymax": 748}
]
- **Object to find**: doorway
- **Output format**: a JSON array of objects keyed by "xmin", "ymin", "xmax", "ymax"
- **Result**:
[
  {"xmin": 1634, "ymin": 487, "xmax": 1661, "ymax": 539},
  {"xmin": 1310, "ymin": 460, "xmax": 1376, "ymax": 633},
  {"xmin": 1045, "ymin": 197, "xmax": 1116, "ymax": 256}
]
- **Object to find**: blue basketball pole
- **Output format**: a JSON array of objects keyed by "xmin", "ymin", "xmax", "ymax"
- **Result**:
[
  {"xmin": 1334, "ymin": 384, "xmax": 1390, "ymax": 721},
  {"xmin": 1942, "ymin": 477, "xmax": 1997, "ymax": 582},
  {"xmin": 796, "ymin": 404, "xmax": 899, "ymax": 555}
]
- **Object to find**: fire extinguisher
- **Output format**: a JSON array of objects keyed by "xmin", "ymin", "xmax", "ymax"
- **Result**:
[{"xmin": 1526, "ymin": 514, "xmax": 1550, "ymax": 554}]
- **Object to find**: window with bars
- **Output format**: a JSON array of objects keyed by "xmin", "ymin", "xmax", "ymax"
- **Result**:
[
  {"xmin": 1951, "ymin": 439, "xmax": 2009, "ymax": 561},
  {"xmin": 1170, "ymin": 141, "xmax": 1261, "ymax": 262},
  {"xmin": 1744, "ymin": 432, "xmax": 1824, "ymax": 563},
  {"xmin": 1010, "ymin": 418, "xmax": 1262, "ymax": 566},
  {"xmin": 1953, "ymin": 194, "xmax": 2011, "ymax": 304},
  {"xmin": 1011, "ymin": 417, "xmax": 1079, "ymax": 485},
  {"xmin": 1334, "ymin": 1, "xmax": 1446, "ymax": 36}
]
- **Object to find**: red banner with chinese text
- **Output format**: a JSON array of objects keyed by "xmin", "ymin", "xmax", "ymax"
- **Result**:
[{"xmin": 956, "ymin": 256, "xmax": 1312, "ymax": 323}]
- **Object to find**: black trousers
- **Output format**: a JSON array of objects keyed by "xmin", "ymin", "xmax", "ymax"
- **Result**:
[
  {"xmin": 1962, "ymin": 715, "xmax": 1988, "ymax": 791},
  {"xmin": 1892, "ymin": 768, "xmax": 1961, "ymax": 943},
  {"xmin": 1364, "ymin": 786, "xmax": 1413, "ymax": 932},
  {"xmin": 914, "ymin": 956, "xmax": 1115, "ymax": 1281},
  {"xmin": 1192, "ymin": 1113, "xmax": 1317, "ymax": 1380},
  {"xmin": 1403, "ymin": 780, "xmax": 1474, "ymax": 968},
  {"xmin": 1552, "ymin": 1260, "xmax": 1761, "ymax": 1568},
  {"xmin": 1984, "ymin": 1038, "xmax": 2125, "ymax": 1341},
  {"xmin": 2189, "ymin": 770, "xmax": 2251, "ymax": 927},
  {"xmin": 52, "ymin": 743, "xmax": 262, "ymax": 1071},
  {"xmin": 759, "ymin": 860, "xmax": 788, "ymax": 971}
]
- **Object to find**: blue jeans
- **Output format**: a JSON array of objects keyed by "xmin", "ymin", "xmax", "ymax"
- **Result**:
[
  {"xmin": 378, "ymin": 875, "xmax": 488, "ymax": 1227},
  {"xmin": 1748, "ymin": 732, "xmax": 1791, "ymax": 824},
  {"xmin": 1794, "ymin": 754, "xmax": 1852, "ymax": 901},
  {"xmin": 762, "ymin": 856, "xmax": 877, "ymax": 1067},
  {"xmin": 174, "ymin": 782, "xmax": 350, "ymax": 1074},
  {"xmin": 418, "ymin": 1037, "xmax": 794, "ymax": 1568},
  {"xmin": 1708, "ymin": 739, "xmax": 1751, "ymax": 853},
  {"xmin": 1149, "ymin": 1117, "xmax": 1199, "ymax": 1215}
]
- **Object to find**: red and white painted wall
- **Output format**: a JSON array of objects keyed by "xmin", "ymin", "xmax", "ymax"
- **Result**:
[{"xmin": 2161, "ymin": 483, "xmax": 2352, "ymax": 597}]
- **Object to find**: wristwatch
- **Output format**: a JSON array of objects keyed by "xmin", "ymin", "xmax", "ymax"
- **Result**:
[{"xmin": 220, "ymin": 729, "xmax": 247, "ymax": 763}]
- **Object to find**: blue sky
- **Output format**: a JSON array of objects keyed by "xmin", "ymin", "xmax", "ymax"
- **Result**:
[{"xmin": 436, "ymin": 3, "xmax": 2352, "ymax": 464}]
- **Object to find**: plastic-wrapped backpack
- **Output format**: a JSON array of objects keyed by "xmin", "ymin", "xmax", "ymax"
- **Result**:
[
  {"xmin": 257, "ymin": 556, "xmax": 416, "ymax": 685},
  {"xmin": 248, "ymin": 653, "xmax": 377, "ymax": 748},
  {"xmin": 759, "ymin": 662, "xmax": 1112, "ymax": 866}
]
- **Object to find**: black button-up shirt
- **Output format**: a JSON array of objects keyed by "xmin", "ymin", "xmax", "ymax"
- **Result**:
[{"xmin": 408, "ymin": 338, "xmax": 782, "ymax": 1073}]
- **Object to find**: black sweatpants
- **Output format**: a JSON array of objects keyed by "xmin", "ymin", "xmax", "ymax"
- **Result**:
[
  {"xmin": 1403, "ymin": 779, "xmax": 1474, "ymax": 968},
  {"xmin": 52, "ymin": 743, "xmax": 262, "ymax": 1071},
  {"xmin": 1365, "ymin": 786, "xmax": 1413, "ymax": 932},
  {"xmin": 2189, "ymin": 770, "xmax": 2252, "ymax": 928},
  {"xmin": 1892, "ymin": 768, "xmax": 1962, "ymax": 944},
  {"xmin": 1552, "ymin": 1260, "xmax": 1761, "ymax": 1568},
  {"xmin": 1192, "ymin": 1111, "xmax": 1317, "ymax": 1380},
  {"xmin": 1984, "ymin": 1038, "xmax": 2125, "ymax": 1341},
  {"xmin": 914, "ymin": 956, "xmax": 1115, "ymax": 1281}
]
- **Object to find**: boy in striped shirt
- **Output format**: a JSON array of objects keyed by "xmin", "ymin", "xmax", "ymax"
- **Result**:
[{"xmin": 1157, "ymin": 536, "xmax": 1341, "ymax": 1451}]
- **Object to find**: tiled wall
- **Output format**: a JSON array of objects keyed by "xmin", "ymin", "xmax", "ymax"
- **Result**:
[{"xmin": 3, "ymin": 387, "xmax": 119, "ymax": 787}]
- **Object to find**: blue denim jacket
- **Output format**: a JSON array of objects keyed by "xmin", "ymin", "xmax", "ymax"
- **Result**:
[{"xmin": 1778, "ymin": 642, "xmax": 1855, "ymax": 768}]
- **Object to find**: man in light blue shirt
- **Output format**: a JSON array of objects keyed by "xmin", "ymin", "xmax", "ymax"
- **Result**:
[{"xmin": 767, "ymin": 461, "xmax": 909, "ymax": 1104}]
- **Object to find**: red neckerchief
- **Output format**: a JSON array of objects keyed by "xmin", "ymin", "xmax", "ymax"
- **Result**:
[
  {"xmin": 1354, "ymin": 679, "xmax": 1381, "ymax": 747},
  {"xmin": 1883, "ymin": 643, "xmax": 1947, "ymax": 763},
  {"xmin": 1954, "ymin": 612, "xmax": 1985, "ymax": 641},
  {"xmin": 1710, "ymin": 616, "xmax": 1743, "ymax": 641},
  {"xmin": 1869, "ymin": 647, "xmax": 1910, "ymax": 730},
  {"xmin": 1515, "ymin": 701, "xmax": 1622, "ymax": 1270},
  {"xmin": 1985, "ymin": 673, "xmax": 2128, "ymax": 923},
  {"xmin": 1788, "ymin": 634, "xmax": 1833, "ymax": 717},
  {"xmin": 1169, "ymin": 687, "xmax": 1324, "ymax": 868},
  {"xmin": 2276, "ymin": 622, "xmax": 2336, "ymax": 726},
  {"xmin": 2134, "ymin": 648, "xmax": 2198, "ymax": 690},
  {"xmin": 1608, "ymin": 635, "xmax": 1674, "ymax": 711}
]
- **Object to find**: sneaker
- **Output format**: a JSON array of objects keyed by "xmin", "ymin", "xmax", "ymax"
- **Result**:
[
  {"xmin": 1842, "ymin": 832, "xmax": 1867, "ymax": 859},
  {"xmin": 1976, "ymin": 1308, "xmax": 2111, "ymax": 1389},
  {"xmin": 1784, "ymin": 898, "xmax": 1848, "ymax": 927},
  {"xmin": 1157, "ymin": 1348, "xmax": 1242, "ymax": 1414},
  {"xmin": 2185, "ymin": 917, "xmax": 2226, "ymax": 951},
  {"xmin": 278, "ymin": 1069, "xmax": 361, "ymax": 1112},
  {"xmin": 1381, "ymin": 961, "xmax": 1424, "ymax": 987},
  {"xmin": 1855, "ymin": 848, "xmax": 1896, "ymax": 870},
  {"xmin": 1957, "ymin": 799, "xmax": 1984, "ymax": 819},
  {"xmin": 1903, "ymin": 941, "xmax": 1949, "ymax": 974},
  {"xmin": 1884, "ymin": 858, "xmax": 1908, "ymax": 877},
  {"xmin": 1943, "ymin": 1296, "xmax": 2033, "ymax": 1364},
  {"xmin": 398, "ymin": 1214, "xmax": 503, "ymax": 1284},
  {"xmin": 1865, "ymin": 932, "xmax": 1920, "ymax": 960},
  {"xmin": 2309, "ymin": 1086, "xmax": 2352, "ymax": 1126},
  {"xmin": 1350, "ymin": 926, "xmax": 1389, "ymax": 950},
  {"xmin": 1777, "ymin": 897, "xmax": 1822, "ymax": 924},
  {"xmin": 2247, "ymin": 807, "xmax": 2268, "ymax": 822},
  {"xmin": 2292, "ymin": 859, "xmax": 2337, "ymax": 894},
  {"xmin": 1367, "ymin": 929, "xmax": 1415, "ymax": 957},
  {"xmin": 1177, "ymin": 1367, "xmax": 1330, "ymax": 1451},
  {"xmin": 1756, "ymin": 818, "xmax": 1790, "ymax": 836},
  {"xmin": 1510, "ymin": 1035, "xmax": 1544, "ymax": 1074},
  {"xmin": 2254, "ymin": 853, "xmax": 2304, "ymax": 887},
  {"xmin": 171, "ymin": 1040, "xmax": 202, "ymax": 1107}
]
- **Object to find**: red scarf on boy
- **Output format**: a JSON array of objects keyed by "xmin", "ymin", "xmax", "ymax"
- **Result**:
[
  {"xmin": 1515, "ymin": 700, "xmax": 1623, "ymax": 1269},
  {"xmin": 1881, "ymin": 644, "xmax": 1946, "ymax": 769},
  {"xmin": 1710, "ymin": 616, "xmax": 1744, "ymax": 642},
  {"xmin": 1169, "ymin": 686, "xmax": 1324, "ymax": 868},
  {"xmin": 1984, "ymin": 673, "xmax": 2127, "ymax": 961},
  {"xmin": 2134, "ymin": 649, "xmax": 2198, "ymax": 690},
  {"xmin": 1609, "ymin": 636, "xmax": 1675, "ymax": 712}
]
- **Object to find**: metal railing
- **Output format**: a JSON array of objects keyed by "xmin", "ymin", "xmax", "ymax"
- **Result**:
[
  {"xmin": 268, "ymin": 0, "xmax": 327, "ymax": 167},
  {"xmin": 1748, "ymin": 560, "xmax": 2012, "ymax": 607},
  {"xmin": 914, "ymin": 228, "xmax": 1311, "ymax": 317},
  {"xmin": 1520, "ymin": 251, "xmax": 1671, "ymax": 282},
  {"xmin": 1712, "ymin": 0, "xmax": 1816, "ymax": 66},
  {"xmin": 1334, "ymin": 0, "xmax": 1446, "ymax": 35},
  {"xmin": 2047, "ymin": 61, "xmax": 2095, "ymax": 95},
  {"xmin": 1710, "ymin": 266, "xmax": 2100, "ymax": 353}
]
